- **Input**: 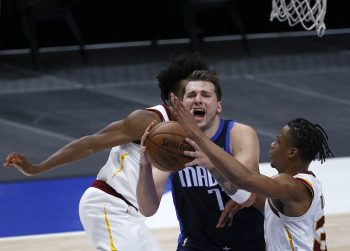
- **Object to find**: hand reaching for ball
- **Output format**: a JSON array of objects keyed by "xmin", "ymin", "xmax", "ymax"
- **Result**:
[
  {"xmin": 183, "ymin": 137, "xmax": 215, "ymax": 170},
  {"xmin": 140, "ymin": 121, "xmax": 156, "ymax": 168},
  {"xmin": 142, "ymin": 121, "xmax": 194, "ymax": 172}
]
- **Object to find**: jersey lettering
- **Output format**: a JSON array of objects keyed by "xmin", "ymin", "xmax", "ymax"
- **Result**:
[
  {"xmin": 178, "ymin": 166, "xmax": 218, "ymax": 188},
  {"xmin": 112, "ymin": 153, "xmax": 128, "ymax": 179}
]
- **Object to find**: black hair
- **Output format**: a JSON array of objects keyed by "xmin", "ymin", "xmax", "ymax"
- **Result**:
[
  {"xmin": 188, "ymin": 70, "xmax": 222, "ymax": 101},
  {"xmin": 157, "ymin": 52, "xmax": 209, "ymax": 104},
  {"xmin": 287, "ymin": 118, "xmax": 334, "ymax": 163}
]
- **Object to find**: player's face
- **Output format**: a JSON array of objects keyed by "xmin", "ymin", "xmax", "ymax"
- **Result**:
[
  {"xmin": 270, "ymin": 125, "xmax": 291, "ymax": 171},
  {"xmin": 182, "ymin": 80, "xmax": 222, "ymax": 132}
]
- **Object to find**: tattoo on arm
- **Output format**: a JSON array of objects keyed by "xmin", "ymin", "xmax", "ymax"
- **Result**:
[{"xmin": 209, "ymin": 168, "xmax": 238, "ymax": 195}]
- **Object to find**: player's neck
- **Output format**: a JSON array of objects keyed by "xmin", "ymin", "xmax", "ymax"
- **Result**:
[
  {"xmin": 281, "ymin": 162, "xmax": 309, "ymax": 176},
  {"xmin": 202, "ymin": 116, "xmax": 221, "ymax": 139}
]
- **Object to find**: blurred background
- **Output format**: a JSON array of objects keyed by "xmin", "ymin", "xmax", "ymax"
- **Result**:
[
  {"xmin": 0, "ymin": 0, "xmax": 349, "ymax": 248},
  {"xmin": 0, "ymin": 0, "xmax": 350, "ymax": 50}
]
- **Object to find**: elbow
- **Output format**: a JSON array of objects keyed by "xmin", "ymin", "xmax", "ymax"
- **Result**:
[
  {"xmin": 139, "ymin": 206, "xmax": 157, "ymax": 217},
  {"xmin": 136, "ymin": 191, "xmax": 159, "ymax": 217}
]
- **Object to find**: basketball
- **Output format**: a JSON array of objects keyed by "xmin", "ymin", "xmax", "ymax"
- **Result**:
[{"xmin": 144, "ymin": 121, "xmax": 194, "ymax": 172}]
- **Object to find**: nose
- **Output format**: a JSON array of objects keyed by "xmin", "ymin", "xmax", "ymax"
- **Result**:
[
  {"xmin": 194, "ymin": 94, "xmax": 202, "ymax": 103},
  {"xmin": 270, "ymin": 141, "xmax": 276, "ymax": 149}
]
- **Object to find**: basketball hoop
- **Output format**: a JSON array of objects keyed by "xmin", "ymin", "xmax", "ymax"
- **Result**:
[{"xmin": 270, "ymin": 0, "xmax": 327, "ymax": 37}]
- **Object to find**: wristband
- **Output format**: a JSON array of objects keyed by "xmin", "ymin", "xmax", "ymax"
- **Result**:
[{"xmin": 228, "ymin": 189, "xmax": 251, "ymax": 204}]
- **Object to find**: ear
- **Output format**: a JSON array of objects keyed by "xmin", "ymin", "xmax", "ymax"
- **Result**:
[
  {"xmin": 217, "ymin": 101, "xmax": 222, "ymax": 114},
  {"xmin": 289, "ymin": 147, "xmax": 299, "ymax": 159}
]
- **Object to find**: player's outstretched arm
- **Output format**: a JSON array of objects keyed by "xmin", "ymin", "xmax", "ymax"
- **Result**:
[
  {"xmin": 137, "ymin": 122, "xmax": 170, "ymax": 217},
  {"xmin": 171, "ymin": 94, "xmax": 307, "ymax": 204},
  {"xmin": 3, "ymin": 109, "xmax": 161, "ymax": 176}
]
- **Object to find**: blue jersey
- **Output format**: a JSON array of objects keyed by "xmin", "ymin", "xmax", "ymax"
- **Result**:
[{"xmin": 170, "ymin": 119, "xmax": 265, "ymax": 251}]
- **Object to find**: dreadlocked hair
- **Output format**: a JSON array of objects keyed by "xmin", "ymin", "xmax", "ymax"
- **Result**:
[
  {"xmin": 287, "ymin": 118, "xmax": 334, "ymax": 164},
  {"xmin": 157, "ymin": 52, "xmax": 209, "ymax": 104}
]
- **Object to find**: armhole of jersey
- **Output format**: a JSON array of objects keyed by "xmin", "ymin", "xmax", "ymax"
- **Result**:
[
  {"xmin": 267, "ymin": 198, "xmax": 280, "ymax": 217},
  {"xmin": 210, "ymin": 118, "xmax": 225, "ymax": 142},
  {"xmin": 225, "ymin": 120, "xmax": 234, "ymax": 154},
  {"xmin": 295, "ymin": 177, "xmax": 314, "ymax": 199},
  {"xmin": 146, "ymin": 104, "xmax": 171, "ymax": 122}
]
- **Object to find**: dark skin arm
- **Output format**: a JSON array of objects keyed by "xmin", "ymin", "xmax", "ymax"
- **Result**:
[
  {"xmin": 3, "ymin": 109, "xmax": 162, "ymax": 176},
  {"xmin": 137, "ymin": 121, "xmax": 242, "ymax": 227},
  {"xmin": 171, "ymin": 94, "xmax": 312, "ymax": 216}
]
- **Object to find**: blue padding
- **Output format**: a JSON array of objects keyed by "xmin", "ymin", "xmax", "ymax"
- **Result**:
[
  {"xmin": 0, "ymin": 177, "xmax": 95, "ymax": 237},
  {"xmin": 0, "ymin": 176, "xmax": 173, "ymax": 237}
]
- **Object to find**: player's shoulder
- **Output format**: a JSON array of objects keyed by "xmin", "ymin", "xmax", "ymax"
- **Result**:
[
  {"xmin": 126, "ymin": 109, "xmax": 160, "ymax": 121},
  {"xmin": 231, "ymin": 122, "xmax": 258, "ymax": 137},
  {"xmin": 127, "ymin": 105, "xmax": 165, "ymax": 123},
  {"xmin": 294, "ymin": 172, "xmax": 319, "ymax": 186}
]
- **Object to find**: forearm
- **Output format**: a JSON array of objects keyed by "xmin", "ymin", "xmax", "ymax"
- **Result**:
[
  {"xmin": 136, "ymin": 164, "xmax": 161, "ymax": 217},
  {"xmin": 209, "ymin": 167, "xmax": 237, "ymax": 195},
  {"xmin": 36, "ymin": 136, "xmax": 98, "ymax": 174},
  {"xmin": 194, "ymin": 135, "xmax": 257, "ymax": 191},
  {"xmin": 210, "ymin": 165, "xmax": 256, "ymax": 207}
]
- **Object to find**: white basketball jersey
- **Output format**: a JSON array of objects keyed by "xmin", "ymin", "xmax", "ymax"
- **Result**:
[
  {"xmin": 96, "ymin": 104, "xmax": 171, "ymax": 208},
  {"xmin": 264, "ymin": 172, "xmax": 327, "ymax": 251}
]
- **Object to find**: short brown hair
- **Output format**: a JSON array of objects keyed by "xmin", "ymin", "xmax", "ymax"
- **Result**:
[{"xmin": 188, "ymin": 70, "xmax": 222, "ymax": 101}]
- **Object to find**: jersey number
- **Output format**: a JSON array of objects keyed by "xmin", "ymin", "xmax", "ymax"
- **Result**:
[
  {"xmin": 208, "ymin": 188, "xmax": 224, "ymax": 210},
  {"xmin": 314, "ymin": 195, "xmax": 327, "ymax": 251}
]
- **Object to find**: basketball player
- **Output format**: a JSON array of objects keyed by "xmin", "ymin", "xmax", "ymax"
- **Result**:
[
  {"xmin": 137, "ymin": 70, "xmax": 265, "ymax": 250},
  {"xmin": 171, "ymin": 93, "xmax": 333, "ymax": 250},
  {"xmin": 3, "ymin": 54, "xmax": 236, "ymax": 251}
]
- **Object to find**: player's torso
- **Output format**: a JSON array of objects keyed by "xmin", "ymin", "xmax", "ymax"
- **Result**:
[
  {"xmin": 171, "ymin": 119, "xmax": 265, "ymax": 249},
  {"xmin": 264, "ymin": 172, "xmax": 327, "ymax": 251},
  {"xmin": 97, "ymin": 143, "xmax": 141, "ymax": 207},
  {"xmin": 97, "ymin": 104, "xmax": 172, "ymax": 208}
]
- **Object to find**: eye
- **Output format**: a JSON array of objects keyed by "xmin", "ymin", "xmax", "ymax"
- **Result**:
[
  {"xmin": 186, "ymin": 93, "xmax": 196, "ymax": 98},
  {"xmin": 201, "ymin": 91, "xmax": 212, "ymax": 97},
  {"xmin": 275, "ymin": 136, "xmax": 280, "ymax": 143}
]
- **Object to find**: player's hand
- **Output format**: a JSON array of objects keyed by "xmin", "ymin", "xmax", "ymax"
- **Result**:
[
  {"xmin": 216, "ymin": 200, "xmax": 243, "ymax": 228},
  {"xmin": 183, "ymin": 137, "xmax": 214, "ymax": 169},
  {"xmin": 3, "ymin": 152, "xmax": 38, "ymax": 176},
  {"xmin": 170, "ymin": 93, "xmax": 202, "ymax": 139},
  {"xmin": 140, "ymin": 121, "xmax": 156, "ymax": 168}
]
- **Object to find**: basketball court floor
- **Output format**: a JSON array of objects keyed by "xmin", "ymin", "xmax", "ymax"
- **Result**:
[{"xmin": 0, "ymin": 31, "xmax": 350, "ymax": 250}]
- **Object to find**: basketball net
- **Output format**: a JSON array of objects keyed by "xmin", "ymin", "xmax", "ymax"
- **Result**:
[{"xmin": 270, "ymin": 0, "xmax": 327, "ymax": 37}]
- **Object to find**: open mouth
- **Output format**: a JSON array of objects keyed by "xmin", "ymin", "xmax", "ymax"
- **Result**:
[{"xmin": 192, "ymin": 108, "xmax": 206, "ymax": 120}]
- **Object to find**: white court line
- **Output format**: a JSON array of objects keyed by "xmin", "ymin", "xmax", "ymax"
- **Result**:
[
  {"xmin": 0, "ymin": 231, "xmax": 85, "ymax": 241},
  {"xmin": 0, "ymin": 62, "xmax": 84, "ymax": 94},
  {"xmin": 245, "ymin": 74, "xmax": 350, "ymax": 106},
  {"xmin": 1, "ymin": 28, "xmax": 350, "ymax": 56},
  {"xmin": 0, "ymin": 118, "xmax": 74, "ymax": 142},
  {"xmin": 244, "ymin": 66, "xmax": 350, "ymax": 78},
  {"xmin": 85, "ymin": 79, "xmax": 155, "ymax": 89}
]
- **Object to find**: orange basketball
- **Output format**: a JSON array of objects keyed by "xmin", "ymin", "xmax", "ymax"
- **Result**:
[{"xmin": 144, "ymin": 121, "xmax": 194, "ymax": 172}]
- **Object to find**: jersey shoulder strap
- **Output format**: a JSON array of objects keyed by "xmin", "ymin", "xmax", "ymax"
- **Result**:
[{"xmin": 146, "ymin": 104, "xmax": 173, "ymax": 121}]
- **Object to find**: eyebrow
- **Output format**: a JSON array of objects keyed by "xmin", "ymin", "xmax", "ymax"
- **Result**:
[{"xmin": 186, "ymin": 90, "xmax": 212, "ymax": 95}]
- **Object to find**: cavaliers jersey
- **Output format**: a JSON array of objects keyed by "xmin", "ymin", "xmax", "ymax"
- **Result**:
[
  {"xmin": 264, "ymin": 172, "xmax": 327, "ymax": 251},
  {"xmin": 96, "ymin": 104, "xmax": 172, "ymax": 208},
  {"xmin": 170, "ymin": 119, "xmax": 265, "ymax": 250}
]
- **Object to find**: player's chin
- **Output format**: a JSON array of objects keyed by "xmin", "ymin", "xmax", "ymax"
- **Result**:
[
  {"xmin": 270, "ymin": 160, "xmax": 276, "ymax": 168},
  {"xmin": 195, "ymin": 117, "xmax": 206, "ymax": 127},
  {"xmin": 197, "ymin": 123, "xmax": 207, "ymax": 131}
]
